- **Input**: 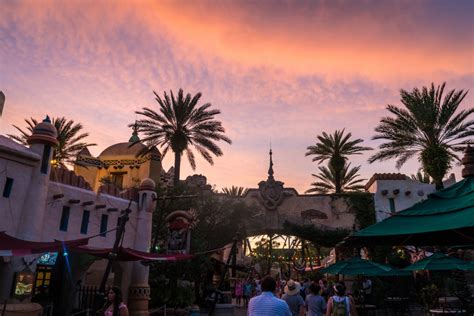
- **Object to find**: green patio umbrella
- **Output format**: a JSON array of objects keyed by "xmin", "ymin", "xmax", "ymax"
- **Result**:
[
  {"xmin": 403, "ymin": 252, "xmax": 474, "ymax": 271},
  {"xmin": 320, "ymin": 257, "xmax": 401, "ymax": 276}
]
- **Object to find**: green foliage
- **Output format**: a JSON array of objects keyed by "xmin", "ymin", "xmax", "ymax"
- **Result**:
[
  {"xmin": 8, "ymin": 116, "xmax": 96, "ymax": 168},
  {"xmin": 282, "ymin": 221, "xmax": 350, "ymax": 247},
  {"xmin": 410, "ymin": 170, "xmax": 432, "ymax": 184},
  {"xmin": 221, "ymin": 186, "xmax": 249, "ymax": 197},
  {"xmin": 369, "ymin": 82, "xmax": 473, "ymax": 190},
  {"xmin": 306, "ymin": 129, "xmax": 372, "ymax": 193},
  {"xmin": 306, "ymin": 162, "xmax": 366, "ymax": 194},
  {"xmin": 346, "ymin": 192, "xmax": 376, "ymax": 229},
  {"xmin": 132, "ymin": 89, "xmax": 232, "ymax": 185}
]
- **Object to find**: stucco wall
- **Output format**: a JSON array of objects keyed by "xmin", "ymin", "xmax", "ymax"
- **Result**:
[
  {"xmin": 44, "ymin": 182, "xmax": 140, "ymax": 248},
  {"xmin": 0, "ymin": 153, "xmax": 37, "ymax": 235},
  {"xmin": 367, "ymin": 179, "xmax": 435, "ymax": 222}
]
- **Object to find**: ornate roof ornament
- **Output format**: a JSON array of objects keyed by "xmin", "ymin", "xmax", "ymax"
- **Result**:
[
  {"xmin": 27, "ymin": 115, "xmax": 59, "ymax": 147},
  {"xmin": 258, "ymin": 148, "xmax": 289, "ymax": 210},
  {"xmin": 129, "ymin": 121, "xmax": 140, "ymax": 143}
]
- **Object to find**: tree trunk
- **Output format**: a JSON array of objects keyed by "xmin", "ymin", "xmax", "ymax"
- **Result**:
[
  {"xmin": 335, "ymin": 170, "xmax": 342, "ymax": 194},
  {"xmin": 434, "ymin": 178, "xmax": 444, "ymax": 190},
  {"xmin": 174, "ymin": 151, "xmax": 181, "ymax": 186}
]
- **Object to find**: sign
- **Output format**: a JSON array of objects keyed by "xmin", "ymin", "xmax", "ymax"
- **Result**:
[
  {"xmin": 37, "ymin": 252, "xmax": 58, "ymax": 266},
  {"xmin": 12, "ymin": 271, "xmax": 35, "ymax": 299}
]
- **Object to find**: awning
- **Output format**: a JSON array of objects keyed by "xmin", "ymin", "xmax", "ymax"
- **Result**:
[
  {"xmin": 0, "ymin": 232, "xmax": 89, "ymax": 256},
  {"xmin": 343, "ymin": 176, "xmax": 474, "ymax": 246},
  {"xmin": 72, "ymin": 246, "xmax": 193, "ymax": 261}
]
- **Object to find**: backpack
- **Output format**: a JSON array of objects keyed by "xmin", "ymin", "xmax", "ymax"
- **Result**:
[{"xmin": 332, "ymin": 297, "xmax": 348, "ymax": 316}]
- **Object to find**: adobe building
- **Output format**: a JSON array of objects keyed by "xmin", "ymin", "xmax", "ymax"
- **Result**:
[{"xmin": 0, "ymin": 117, "xmax": 159, "ymax": 315}]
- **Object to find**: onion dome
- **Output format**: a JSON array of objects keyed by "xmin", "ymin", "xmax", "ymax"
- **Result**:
[
  {"xmin": 27, "ymin": 116, "xmax": 58, "ymax": 147},
  {"xmin": 139, "ymin": 178, "xmax": 156, "ymax": 191},
  {"xmin": 461, "ymin": 145, "xmax": 474, "ymax": 178}
]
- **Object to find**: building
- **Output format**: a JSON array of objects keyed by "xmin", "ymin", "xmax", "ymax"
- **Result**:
[
  {"xmin": 365, "ymin": 173, "xmax": 457, "ymax": 222},
  {"xmin": 0, "ymin": 117, "xmax": 158, "ymax": 315}
]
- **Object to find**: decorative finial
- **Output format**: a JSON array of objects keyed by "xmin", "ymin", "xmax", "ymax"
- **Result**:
[
  {"xmin": 43, "ymin": 115, "xmax": 51, "ymax": 123},
  {"xmin": 129, "ymin": 121, "xmax": 140, "ymax": 143},
  {"xmin": 461, "ymin": 144, "xmax": 474, "ymax": 178},
  {"xmin": 268, "ymin": 147, "xmax": 274, "ymax": 181}
]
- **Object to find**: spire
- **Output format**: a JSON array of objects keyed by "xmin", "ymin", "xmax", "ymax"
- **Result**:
[
  {"xmin": 129, "ymin": 121, "xmax": 140, "ymax": 143},
  {"xmin": 268, "ymin": 147, "xmax": 274, "ymax": 181}
]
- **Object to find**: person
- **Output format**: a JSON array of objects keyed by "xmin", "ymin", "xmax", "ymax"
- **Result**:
[
  {"xmin": 282, "ymin": 280, "xmax": 305, "ymax": 316},
  {"xmin": 102, "ymin": 287, "xmax": 129, "ymax": 316},
  {"xmin": 235, "ymin": 279, "xmax": 243, "ymax": 305},
  {"xmin": 243, "ymin": 279, "xmax": 253, "ymax": 306},
  {"xmin": 361, "ymin": 277, "xmax": 372, "ymax": 303},
  {"xmin": 325, "ymin": 283, "xmax": 357, "ymax": 316},
  {"xmin": 255, "ymin": 278, "xmax": 262, "ymax": 296},
  {"xmin": 305, "ymin": 284, "xmax": 326, "ymax": 316},
  {"xmin": 248, "ymin": 275, "xmax": 291, "ymax": 316}
]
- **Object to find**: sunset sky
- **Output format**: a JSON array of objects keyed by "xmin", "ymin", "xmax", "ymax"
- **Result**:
[{"xmin": 1, "ymin": 0, "xmax": 473, "ymax": 192}]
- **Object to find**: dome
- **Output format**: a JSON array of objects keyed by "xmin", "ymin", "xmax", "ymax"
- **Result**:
[
  {"xmin": 99, "ymin": 142, "xmax": 147, "ymax": 157},
  {"xmin": 27, "ymin": 116, "xmax": 58, "ymax": 146},
  {"xmin": 139, "ymin": 178, "xmax": 156, "ymax": 191}
]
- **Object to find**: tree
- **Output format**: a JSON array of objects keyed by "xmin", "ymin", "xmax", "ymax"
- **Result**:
[
  {"xmin": 8, "ymin": 117, "xmax": 96, "ymax": 168},
  {"xmin": 410, "ymin": 170, "xmax": 431, "ymax": 184},
  {"xmin": 305, "ymin": 162, "xmax": 366, "ymax": 194},
  {"xmin": 368, "ymin": 83, "xmax": 473, "ymax": 189},
  {"xmin": 132, "ymin": 89, "xmax": 231, "ymax": 185},
  {"xmin": 221, "ymin": 186, "xmax": 248, "ymax": 197},
  {"xmin": 305, "ymin": 129, "xmax": 372, "ymax": 193}
]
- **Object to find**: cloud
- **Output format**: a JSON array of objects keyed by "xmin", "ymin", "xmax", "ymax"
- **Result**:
[{"xmin": 0, "ymin": 0, "xmax": 473, "ymax": 192}]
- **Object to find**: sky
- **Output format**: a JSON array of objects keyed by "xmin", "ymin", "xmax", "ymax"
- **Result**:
[{"xmin": 0, "ymin": 0, "xmax": 473, "ymax": 192}]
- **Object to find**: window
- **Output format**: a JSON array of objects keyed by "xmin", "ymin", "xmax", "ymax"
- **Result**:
[
  {"xmin": 389, "ymin": 198, "xmax": 396, "ymax": 213},
  {"xmin": 111, "ymin": 173, "xmax": 125, "ymax": 189},
  {"xmin": 3, "ymin": 177, "xmax": 14, "ymax": 198},
  {"xmin": 100, "ymin": 214, "xmax": 108, "ymax": 237},
  {"xmin": 40, "ymin": 146, "xmax": 52, "ymax": 174},
  {"xmin": 59, "ymin": 206, "xmax": 70, "ymax": 232},
  {"xmin": 80, "ymin": 210, "xmax": 90, "ymax": 234}
]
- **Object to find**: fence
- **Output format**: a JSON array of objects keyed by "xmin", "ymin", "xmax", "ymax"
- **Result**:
[{"xmin": 75, "ymin": 285, "xmax": 110, "ymax": 311}]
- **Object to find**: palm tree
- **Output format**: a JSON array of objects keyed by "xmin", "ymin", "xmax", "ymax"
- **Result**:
[
  {"xmin": 221, "ymin": 186, "xmax": 248, "ymax": 197},
  {"xmin": 410, "ymin": 170, "xmax": 431, "ymax": 184},
  {"xmin": 368, "ymin": 83, "xmax": 473, "ymax": 189},
  {"xmin": 305, "ymin": 162, "xmax": 366, "ymax": 194},
  {"xmin": 8, "ymin": 117, "xmax": 96, "ymax": 168},
  {"xmin": 132, "ymin": 89, "xmax": 231, "ymax": 185},
  {"xmin": 305, "ymin": 129, "xmax": 372, "ymax": 193}
]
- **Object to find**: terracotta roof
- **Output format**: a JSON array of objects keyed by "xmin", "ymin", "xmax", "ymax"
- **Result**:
[{"xmin": 365, "ymin": 173, "xmax": 408, "ymax": 190}]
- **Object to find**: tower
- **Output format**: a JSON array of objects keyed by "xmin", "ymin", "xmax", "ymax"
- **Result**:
[
  {"xmin": 17, "ymin": 116, "xmax": 58, "ymax": 240},
  {"xmin": 128, "ymin": 178, "xmax": 156, "ymax": 316}
]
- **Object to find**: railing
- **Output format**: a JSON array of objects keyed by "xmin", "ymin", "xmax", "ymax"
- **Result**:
[
  {"xmin": 149, "ymin": 304, "xmax": 167, "ymax": 316},
  {"xmin": 75, "ymin": 285, "xmax": 110, "ymax": 311}
]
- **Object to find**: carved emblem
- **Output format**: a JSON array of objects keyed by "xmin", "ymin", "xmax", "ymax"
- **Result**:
[{"xmin": 258, "ymin": 178, "xmax": 287, "ymax": 211}]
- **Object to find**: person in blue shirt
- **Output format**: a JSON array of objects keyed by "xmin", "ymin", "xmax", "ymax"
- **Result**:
[{"xmin": 248, "ymin": 276, "xmax": 291, "ymax": 316}]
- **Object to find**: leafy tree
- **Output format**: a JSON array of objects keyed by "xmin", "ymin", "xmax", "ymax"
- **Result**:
[
  {"xmin": 306, "ymin": 129, "xmax": 372, "ymax": 193},
  {"xmin": 410, "ymin": 170, "xmax": 432, "ymax": 184},
  {"xmin": 8, "ymin": 117, "xmax": 96, "ymax": 168},
  {"xmin": 369, "ymin": 83, "xmax": 473, "ymax": 189},
  {"xmin": 305, "ymin": 162, "xmax": 366, "ymax": 193},
  {"xmin": 132, "ymin": 89, "xmax": 231, "ymax": 185},
  {"xmin": 221, "ymin": 186, "xmax": 249, "ymax": 197}
]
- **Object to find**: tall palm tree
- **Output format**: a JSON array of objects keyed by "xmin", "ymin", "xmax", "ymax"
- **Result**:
[
  {"xmin": 305, "ymin": 129, "xmax": 372, "ymax": 193},
  {"xmin": 132, "ymin": 89, "xmax": 231, "ymax": 185},
  {"xmin": 368, "ymin": 83, "xmax": 473, "ymax": 189},
  {"xmin": 221, "ymin": 186, "xmax": 248, "ymax": 197},
  {"xmin": 306, "ymin": 162, "xmax": 366, "ymax": 194},
  {"xmin": 8, "ymin": 117, "xmax": 96, "ymax": 168}
]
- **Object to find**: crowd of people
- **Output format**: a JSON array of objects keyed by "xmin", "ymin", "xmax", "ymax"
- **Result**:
[{"xmin": 240, "ymin": 275, "xmax": 364, "ymax": 316}]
